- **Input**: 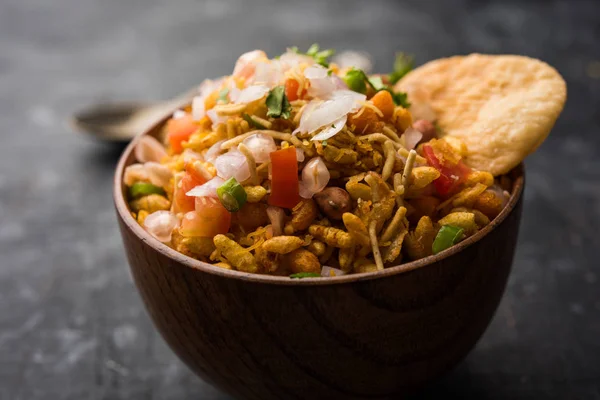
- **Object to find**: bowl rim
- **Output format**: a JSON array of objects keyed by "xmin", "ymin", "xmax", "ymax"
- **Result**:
[{"xmin": 114, "ymin": 116, "xmax": 525, "ymax": 286}]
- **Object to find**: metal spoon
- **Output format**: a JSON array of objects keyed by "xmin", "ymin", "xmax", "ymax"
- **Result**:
[{"xmin": 72, "ymin": 89, "xmax": 197, "ymax": 142}]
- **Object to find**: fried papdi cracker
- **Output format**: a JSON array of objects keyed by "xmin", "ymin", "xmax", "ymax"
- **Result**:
[{"xmin": 395, "ymin": 54, "xmax": 566, "ymax": 175}]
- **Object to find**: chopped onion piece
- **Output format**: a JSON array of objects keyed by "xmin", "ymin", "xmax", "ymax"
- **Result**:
[
  {"xmin": 134, "ymin": 136, "xmax": 168, "ymax": 163},
  {"xmin": 145, "ymin": 162, "xmax": 173, "ymax": 188},
  {"xmin": 295, "ymin": 147, "xmax": 305, "ymax": 163},
  {"xmin": 181, "ymin": 149, "xmax": 204, "ymax": 164},
  {"xmin": 332, "ymin": 51, "xmax": 372, "ymax": 73},
  {"xmin": 294, "ymin": 90, "xmax": 365, "ymax": 135},
  {"xmin": 172, "ymin": 110, "xmax": 186, "ymax": 119},
  {"xmin": 305, "ymin": 64, "xmax": 337, "ymax": 98},
  {"xmin": 321, "ymin": 265, "xmax": 347, "ymax": 277},
  {"xmin": 214, "ymin": 150, "xmax": 251, "ymax": 182},
  {"xmin": 266, "ymin": 206, "xmax": 286, "ymax": 236},
  {"xmin": 207, "ymin": 108, "xmax": 228, "ymax": 125},
  {"xmin": 186, "ymin": 176, "xmax": 225, "ymax": 198},
  {"xmin": 279, "ymin": 51, "xmax": 314, "ymax": 68},
  {"xmin": 143, "ymin": 211, "xmax": 180, "ymax": 243},
  {"xmin": 403, "ymin": 127, "xmax": 423, "ymax": 150},
  {"xmin": 205, "ymin": 139, "xmax": 227, "ymax": 163},
  {"xmin": 192, "ymin": 96, "xmax": 205, "ymax": 121},
  {"xmin": 241, "ymin": 133, "xmax": 277, "ymax": 163},
  {"xmin": 123, "ymin": 164, "xmax": 149, "ymax": 186},
  {"xmin": 232, "ymin": 85, "xmax": 270, "ymax": 104},
  {"xmin": 299, "ymin": 157, "xmax": 330, "ymax": 198},
  {"xmin": 311, "ymin": 115, "xmax": 347, "ymax": 141},
  {"xmin": 233, "ymin": 50, "xmax": 268, "ymax": 78},
  {"xmin": 253, "ymin": 61, "xmax": 284, "ymax": 87}
]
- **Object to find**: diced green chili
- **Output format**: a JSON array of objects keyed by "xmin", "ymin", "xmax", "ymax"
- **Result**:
[
  {"xmin": 216, "ymin": 177, "xmax": 247, "ymax": 212},
  {"xmin": 432, "ymin": 225, "xmax": 464, "ymax": 254},
  {"xmin": 289, "ymin": 272, "xmax": 321, "ymax": 279},
  {"xmin": 128, "ymin": 182, "xmax": 166, "ymax": 199}
]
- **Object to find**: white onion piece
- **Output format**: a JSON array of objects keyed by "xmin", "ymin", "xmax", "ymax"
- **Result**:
[
  {"xmin": 204, "ymin": 139, "xmax": 227, "ymax": 163},
  {"xmin": 172, "ymin": 109, "xmax": 186, "ymax": 119},
  {"xmin": 145, "ymin": 162, "xmax": 173, "ymax": 188},
  {"xmin": 487, "ymin": 184, "xmax": 509, "ymax": 208},
  {"xmin": 321, "ymin": 265, "xmax": 347, "ymax": 277},
  {"xmin": 181, "ymin": 148, "xmax": 204, "ymax": 164},
  {"xmin": 266, "ymin": 206, "xmax": 286, "ymax": 236},
  {"xmin": 305, "ymin": 65, "xmax": 337, "ymax": 98},
  {"xmin": 299, "ymin": 157, "xmax": 330, "ymax": 198},
  {"xmin": 123, "ymin": 164, "xmax": 149, "ymax": 186},
  {"xmin": 214, "ymin": 150, "xmax": 251, "ymax": 182},
  {"xmin": 332, "ymin": 75, "xmax": 349, "ymax": 90},
  {"xmin": 253, "ymin": 61, "xmax": 284, "ymax": 87},
  {"xmin": 134, "ymin": 136, "xmax": 168, "ymax": 163},
  {"xmin": 332, "ymin": 51, "xmax": 372, "ymax": 73},
  {"xmin": 144, "ymin": 211, "xmax": 180, "ymax": 243},
  {"xmin": 192, "ymin": 96, "xmax": 205, "ymax": 121},
  {"xmin": 403, "ymin": 127, "xmax": 423, "ymax": 150},
  {"xmin": 233, "ymin": 85, "xmax": 270, "ymax": 104},
  {"xmin": 186, "ymin": 176, "xmax": 224, "ymax": 198},
  {"xmin": 311, "ymin": 115, "xmax": 347, "ymax": 141},
  {"xmin": 206, "ymin": 108, "xmax": 229, "ymax": 125},
  {"xmin": 279, "ymin": 51, "xmax": 314, "ymax": 68},
  {"xmin": 197, "ymin": 77, "xmax": 225, "ymax": 97},
  {"xmin": 294, "ymin": 91, "xmax": 365, "ymax": 135},
  {"xmin": 241, "ymin": 133, "xmax": 277, "ymax": 163},
  {"xmin": 233, "ymin": 50, "xmax": 268, "ymax": 78},
  {"xmin": 295, "ymin": 147, "xmax": 305, "ymax": 163}
]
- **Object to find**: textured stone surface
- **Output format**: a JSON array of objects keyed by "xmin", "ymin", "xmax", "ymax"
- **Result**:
[{"xmin": 0, "ymin": 0, "xmax": 599, "ymax": 399}]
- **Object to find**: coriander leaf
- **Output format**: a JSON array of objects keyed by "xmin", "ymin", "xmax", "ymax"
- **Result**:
[
  {"xmin": 290, "ymin": 272, "xmax": 321, "ymax": 279},
  {"xmin": 327, "ymin": 69, "xmax": 333, "ymax": 76},
  {"xmin": 391, "ymin": 90, "xmax": 411, "ymax": 108},
  {"xmin": 343, "ymin": 67, "xmax": 368, "ymax": 94},
  {"xmin": 242, "ymin": 113, "xmax": 267, "ymax": 129},
  {"xmin": 367, "ymin": 76, "xmax": 386, "ymax": 91},
  {"xmin": 218, "ymin": 88, "xmax": 229, "ymax": 103},
  {"xmin": 306, "ymin": 43, "xmax": 320, "ymax": 56},
  {"xmin": 388, "ymin": 52, "xmax": 414, "ymax": 84},
  {"xmin": 266, "ymin": 86, "xmax": 291, "ymax": 119},
  {"xmin": 289, "ymin": 46, "xmax": 299, "ymax": 53}
]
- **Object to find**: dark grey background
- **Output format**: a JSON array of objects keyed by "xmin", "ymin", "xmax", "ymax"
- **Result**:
[{"xmin": 1, "ymin": 0, "xmax": 599, "ymax": 399}]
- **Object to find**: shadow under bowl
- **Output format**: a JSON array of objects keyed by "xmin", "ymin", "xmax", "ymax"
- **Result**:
[{"xmin": 114, "ymin": 121, "xmax": 524, "ymax": 400}]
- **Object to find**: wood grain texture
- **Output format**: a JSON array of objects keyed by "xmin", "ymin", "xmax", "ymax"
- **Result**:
[{"xmin": 114, "ymin": 125, "xmax": 524, "ymax": 400}]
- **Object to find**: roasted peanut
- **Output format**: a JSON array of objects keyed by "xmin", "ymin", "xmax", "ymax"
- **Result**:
[
  {"xmin": 438, "ymin": 212, "xmax": 478, "ymax": 236},
  {"xmin": 244, "ymin": 185, "xmax": 268, "ymax": 203},
  {"xmin": 291, "ymin": 199, "xmax": 318, "ymax": 231},
  {"xmin": 130, "ymin": 194, "xmax": 170, "ymax": 213},
  {"xmin": 284, "ymin": 249, "xmax": 320, "ymax": 274},
  {"xmin": 261, "ymin": 236, "xmax": 305, "ymax": 254},
  {"xmin": 307, "ymin": 240, "xmax": 326, "ymax": 256},
  {"xmin": 314, "ymin": 187, "xmax": 351, "ymax": 220},
  {"xmin": 234, "ymin": 202, "xmax": 269, "ymax": 231},
  {"xmin": 213, "ymin": 234, "xmax": 258, "ymax": 273},
  {"xmin": 182, "ymin": 236, "xmax": 216, "ymax": 257},
  {"xmin": 308, "ymin": 225, "xmax": 355, "ymax": 248}
]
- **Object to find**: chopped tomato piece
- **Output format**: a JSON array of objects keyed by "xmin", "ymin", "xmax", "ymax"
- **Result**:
[
  {"xmin": 269, "ymin": 147, "xmax": 300, "ymax": 209},
  {"xmin": 285, "ymin": 79, "xmax": 305, "ymax": 101},
  {"xmin": 185, "ymin": 162, "xmax": 208, "ymax": 185},
  {"xmin": 422, "ymin": 144, "xmax": 471, "ymax": 196},
  {"xmin": 166, "ymin": 114, "xmax": 197, "ymax": 154},
  {"xmin": 180, "ymin": 197, "xmax": 231, "ymax": 237},
  {"xmin": 174, "ymin": 172, "xmax": 205, "ymax": 213}
]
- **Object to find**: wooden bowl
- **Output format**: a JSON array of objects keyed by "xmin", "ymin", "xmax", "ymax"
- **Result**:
[{"xmin": 114, "ymin": 120, "xmax": 524, "ymax": 400}]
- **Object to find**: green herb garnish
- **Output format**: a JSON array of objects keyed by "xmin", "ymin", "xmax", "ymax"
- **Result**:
[
  {"xmin": 291, "ymin": 43, "xmax": 335, "ymax": 67},
  {"xmin": 266, "ymin": 86, "xmax": 291, "ymax": 119},
  {"xmin": 388, "ymin": 52, "xmax": 414, "ymax": 84},
  {"xmin": 216, "ymin": 177, "xmax": 247, "ymax": 212},
  {"xmin": 290, "ymin": 272, "xmax": 321, "ymax": 279},
  {"xmin": 128, "ymin": 182, "xmax": 166, "ymax": 199},
  {"xmin": 242, "ymin": 113, "xmax": 267, "ymax": 129},
  {"xmin": 343, "ymin": 67, "xmax": 411, "ymax": 107},
  {"xmin": 218, "ymin": 88, "xmax": 229, "ymax": 103},
  {"xmin": 390, "ymin": 90, "xmax": 410, "ymax": 108},
  {"xmin": 432, "ymin": 225, "xmax": 464, "ymax": 255}
]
